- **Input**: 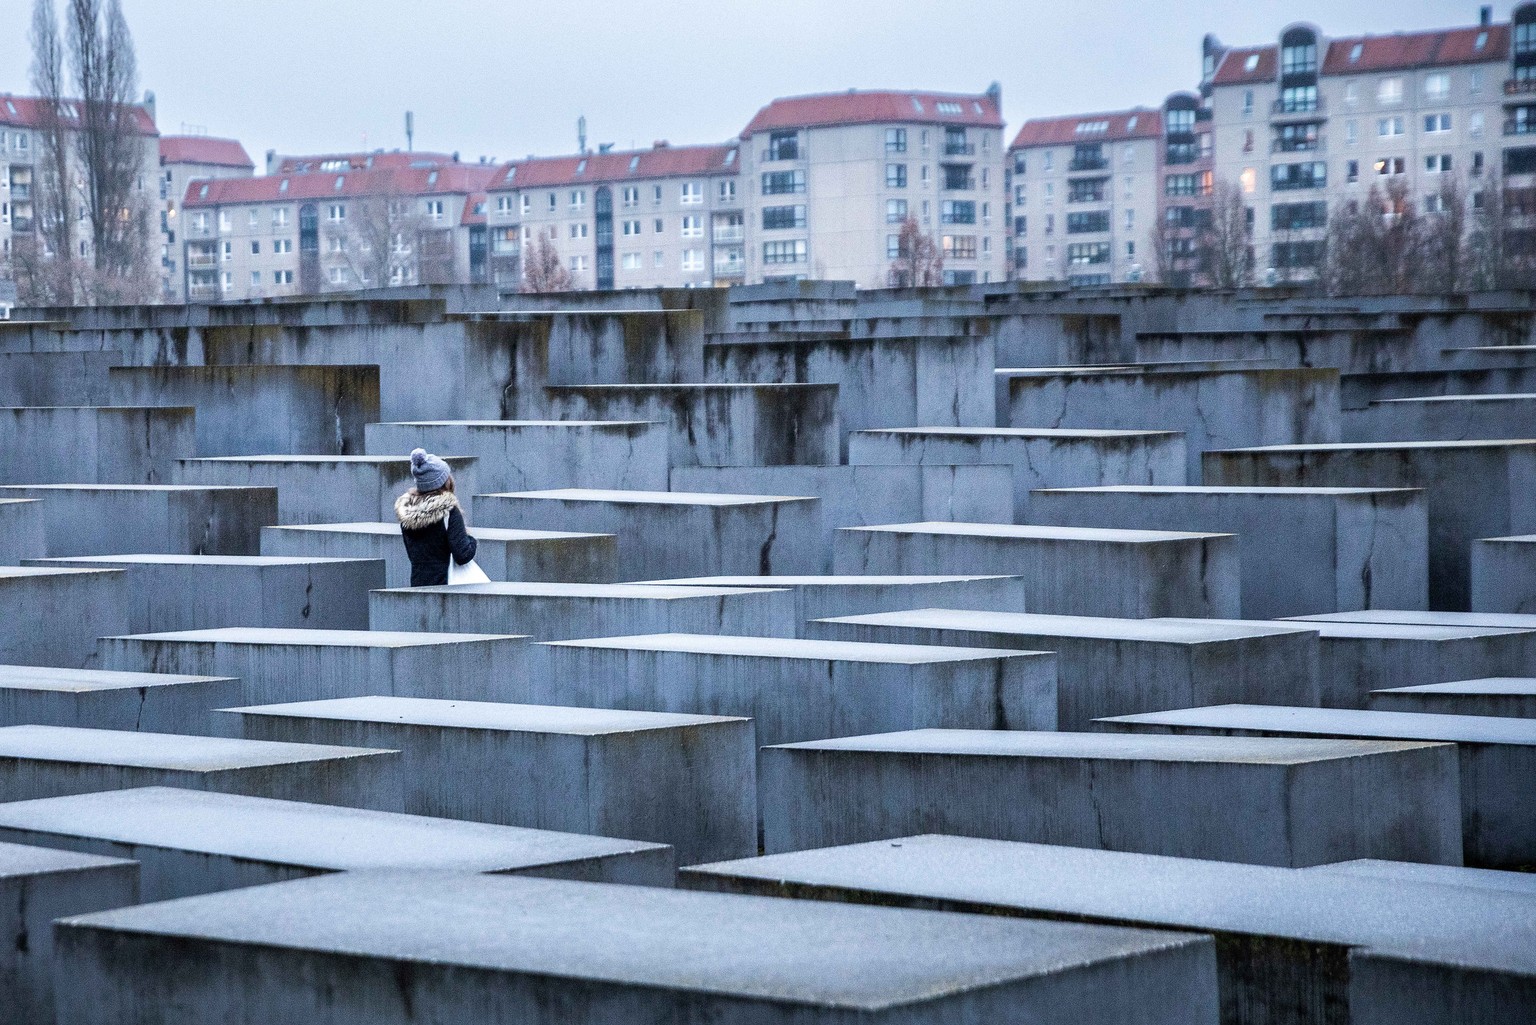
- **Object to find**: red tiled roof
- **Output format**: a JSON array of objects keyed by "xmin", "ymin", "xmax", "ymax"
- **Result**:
[
  {"xmin": 1322, "ymin": 25, "xmax": 1509, "ymax": 74},
  {"xmin": 461, "ymin": 192, "xmax": 487, "ymax": 225},
  {"xmin": 1010, "ymin": 108, "xmax": 1161, "ymax": 149},
  {"xmin": 159, "ymin": 135, "xmax": 253, "ymax": 169},
  {"xmin": 273, "ymin": 151, "xmax": 459, "ymax": 174},
  {"xmin": 1211, "ymin": 46, "xmax": 1278, "ymax": 85},
  {"xmin": 0, "ymin": 93, "xmax": 156, "ymax": 135},
  {"xmin": 741, "ymin": 89, "xmax": 1003, "ymax": 137},
  {"xmin": 183, "ymin": 163, "xmax": 500, "ymax": 208},
  {"xmin": 489, "ymin": 143, "xmax": 740, "ymax": 191}
]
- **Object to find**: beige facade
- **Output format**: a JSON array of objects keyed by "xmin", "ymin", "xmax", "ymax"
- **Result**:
[
  {"xmin": 157, "ymin": 137, "xmax": 254, "ymax": 301},
  {"xmin": 739, "ymin": 90, "xmax": 1008, "ymax": 288},
  {"xmin": 485, "ymin": 144, "xmax": 742, "ymax": 291},
  {"xmin": 1007, "ymin": 110, "xmax": 1162, "ymax": 285}
]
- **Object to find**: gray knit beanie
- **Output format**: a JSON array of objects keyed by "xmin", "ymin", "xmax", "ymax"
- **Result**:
[{"xmin": 409, "ymin": 448, "xmax": 451, "ymax": 492}]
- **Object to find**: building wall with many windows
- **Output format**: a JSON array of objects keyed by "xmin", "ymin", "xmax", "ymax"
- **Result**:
[
  {"xmin": 740, "ymin": 89, "xmax": 1007, "ymax": 288},
  {"xmin": 157, "ymin": 136, "xmax": 254, "ymax": 301}
]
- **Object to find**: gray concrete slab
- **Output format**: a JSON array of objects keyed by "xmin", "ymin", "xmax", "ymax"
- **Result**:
[
  {"xmin": 637, "ymin": 574, "xmax": 1028, "ymax": 632},
  {"xmin": 680, "ymin": 834, "xmax": 1536, "ymax": 1025},
  {"xmin": 364, "ymin": 419, "xmax": 670, "ymax": 493},
  {"xmin": 1345, "ymin": 393, "xmax": 1536, "ymax": 443},
  {"xmin": 1288, "ymin": 609, "xmax": 1536, "ymax": 631},
  {"xmin": 0, "ymin": 840, "xmax": 138, "ymax": 1025},
  {"xmin": 810, "ymin": 610, "xmax": 1320, "ymax": 730},
  {"xmin": 0, "ymin": 406, "xmax": 195, "ymax": 484},
  {"xmin": 0, "ymin": 498, "xmax": 44, "ymax": 564},
  {"xmin": 0, "ymin": 665, "xmax": 241, "ymax": 735},
  {"xmin": 369, "ymin": 582, "xmax": 797, "ymax": 641},
  {"xmin": 1202, "ymin": 440, "xmax": 1536, "ymax": 609},
  {"xmin": 1098, "ymin": 703, "xmax": 1536, "ymax": 867},
  {"xmin": 0, "ymin": 787, "xmax": 674, "ymax": 900},
  {"xmin": 760, "ymin": 729, "xmax": 1461, "ymax": 866},
  {"xmin": 0, "ymin": 484, "xmax": 276, "ymax": 557},
  {"xmin": 1369, "ymin": 677, "xmax": 1536, "ymax": 718},
  {"xmin": 1162, "ymin": 617, "xmax": 1536, "ymax": 709},
  {"xmin": 52, "ymin": 870, "xmax": 1219, "ymax": 1025},
  {"xmin": 227, "ymin": 695, "xmax": 755, "ymax": 865},
  {"xmin": 834, "ymin": 521, "xmax": 1240, "ymax": 618},
  {"xmin": 849, "ymin": 426, "xmax": 1187, "ymax": 519},
  {"xmin": 537, "ymin": 632, "xmax": 1057, "ymax": 757},
  {"xmin": 1346, "ymin": 940, "xmax": 1536, "ymax": 1024},
  {"xmin": 99, "ymin": 627, "xmax": 532, "ymax": 706},
  {"xmin": 1030, "ymin": 485, "xmax": 1429, "ymax": 618},
  {"xmin": 1309, "ymin": 858, "xmax": 1536, "ymax": 894},
  {"xmin": 475, "ymin": 489, "xmax": 822, "ymax": 577},
  {"xmin": 25, "ymin": 555, "xmax": 383, "ymax": 633},
  {"xmin": 261, "ymin": 520, "xmax": 617, "ymax": 588},
  {"xmin": 0, "ymin": 724, "xmax": 402, "ymax": 809},
  {"xmin": 108, "ymin": 364, "xmax": 379, "ymax": 455},
  {"xmin": 0, "ymin": 567, "xmax": 128, "ymax": 669},
  {"xmin": 1471, "ymin": 535, "xmax": 1536, "ymax": 613},
  {"xmin": 173, "ymin": 455, "xmax": 478, "ymax": 526},
  {"xmin": 542, "ymin": 383, "xmax": 842, "ymax": 467}
]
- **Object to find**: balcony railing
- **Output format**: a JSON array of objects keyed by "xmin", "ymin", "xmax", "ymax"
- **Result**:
[
  {"xmin": 1272, "ymin": 137, "xmax": 1326, "ymax": 154},
  {"xmin": 942, "ymin": 176, "xmax": 976, "ymax": 191},
  {"xmin": 1270, "ymin": 97, "xmax": 1326, "ymax": 121},
  {"xmin": 186, "ymin": 254, "xmax": 217, "ymax": 269},
  {"xmin": 9, "ymin": 184, "xmax": 30, "ymax": 200},
  {"xmin": 1505, "ymin": 119, "xmax": 1536, "ymax": 136},
  {"xmin": 712, "ymin": 225, "xmax": 745, "ymax": 243},
  {"xmin": 1068, "ymin": 157, "xmax": 1109, "ymax": 172},
  {"xmin": 10, "ymin": 217, "xmax": 31, "ymax": 233},
  {"xmin": 1505, "ymin": 77, "xmax": 1536, "ymax": 96},
  {"xmin": 945, "ymin": 143, "xmax": 976, "ymax": 156},
  {"xmin": 713, "ymin": 260, "xmax": 745, "ymax": 276},
  {"xmin": 187, "ymin": 283, "xmax": 219, "ymax": 299}
]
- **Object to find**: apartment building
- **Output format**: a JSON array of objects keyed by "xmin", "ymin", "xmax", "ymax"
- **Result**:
[
  {"xmin": 179, "ymin": 157, "xmax": 497, "ymax": 301},
  {"xmin": 157, "ymin": 136, "xmax": 254, "ymax": 301},
  {"xmin": 1206, "ymin": 12, "xmax": 1513, "ymax": 281},
  {"xmin": 1007, "ymin": 107, "xmax": 1162, "ymax": 285},
  {"xmin": 0, "ymin": 93, "xmax": 159, "ymax": 291},
  {"xmin": 484, "ymin": 142, "xmax": 742, "ymax": 290},
  {"xmin": 739, "ymin": 88, "xmax": 1007, "ymax": 288}
]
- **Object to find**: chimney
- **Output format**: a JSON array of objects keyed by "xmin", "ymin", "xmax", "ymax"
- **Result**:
[
  {"xmin": 653, "ymin": 140, "xmax": 670, "ymax": 149},
  {"xmin": 142, "ymin": 89, "xmax": 156, "ymax": 126},
  {"xmin": 1481, "ymin": 6, "xmax": 1492, "ymax": 25}
]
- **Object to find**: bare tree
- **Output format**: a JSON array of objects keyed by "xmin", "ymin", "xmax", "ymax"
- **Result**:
[
  {"xmin": 66, "ymin": 0, "xmax": 153, "ymax": 301},
  {"xmin": 521, "ymin": 231, "xmax": 573, "ymax": 293},
  {"xmin": 1419, "ymin": 177, "xmax": 1469, "ymax": 294},
  {"xmin": 1146, "ymin": 210, "xmax": 1178, "ymax": 285},
  {"xmin": 1200, "ymin": 179, "xmax": 1252, "ymax": 289},
  {"xmin": 335, "ymin": 182, "xmax": 427, "ymax": 289},
  {"xmin": 20, "ymin": 0, "xmax": 76, "ymax": 305},
  {"xmin": 887, "ymin": 217, "xmax": 944, "ymax": 287},
  {"xmin": 1323, "ymin": 181, "xmax": 1426, "ymax": 296}
]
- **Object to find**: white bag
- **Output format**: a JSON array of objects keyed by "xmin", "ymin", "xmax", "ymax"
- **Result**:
[{"xmin": 442, "ymin": 512, "xmax": 491, "ymax": 585}]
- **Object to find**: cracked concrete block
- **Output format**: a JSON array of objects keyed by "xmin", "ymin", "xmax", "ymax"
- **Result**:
[
  {"xmin": 1346, "ymin": 393, "xmax": 1536, "ymax": 443},
  {"xmin": 0, "ymin": 567, "xmax": 128, "ymax": 669},
  {"xmin": 0, "ymin": 485, "xmax": 277, "ymax": 557},
  {"xmin": 1471, "ymin": 535, "xmax": 1536, "ymax": 613},
  {"xmin": 0, "ymin": 406, "xmax": 196, "ymax": 484},
  {"xmin": 0, "ymin": 666, "xmax": 240, "ymax": 735},
  {"xmin": 174, "ymin": 455, "xmax": 478, "ymax": 526},
  {"xmin": 476, "ymin": 489, "xmax": 822, "ymax": 578}
]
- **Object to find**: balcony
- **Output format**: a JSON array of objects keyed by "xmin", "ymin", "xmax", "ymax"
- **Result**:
[
  {"xmin": 9, "ymin": 183, "xmax": 30, "ymax": 200},
  {"xmin": 1067, "ymin": 156, "xmax": 1109, "ymax": 172},
  {"xmin": 1506, "ymin": 77, "xmax": 1536, "ymax": 96},
  {"xmin": 712, "ymin": 224, "xmax": 745, "ymax": 243},
  {"xmin": 187, "ymin": 282, "xmax": 219, "ymax": 300},
  {"xmin": 1270, "ymin": 97, "xmax": 1326, "ymax": 123},
  {"xmin": 1505, "ymin": 119, "xmax": 1536, "ymax": 136},
  {"xmin": 945, "ymin": 142, "xmax": 976, "ymax": 156},
  {"xmin": 713, "ymin": 259, "xmax": 745, "ymax": 277},
  {"xmin": 10, "ymin": 217, "xmax": 31, "ymax": 233},
  {"xmin": 186, "ymin": 253, "xmax": 217, "ymax": 269},
  {"xmin": 1272, "ymin": 137, "xmax": 1326, "ymax": 154}
]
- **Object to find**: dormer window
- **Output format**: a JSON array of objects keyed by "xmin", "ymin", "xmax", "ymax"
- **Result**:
[
  {"xmin": 1245, "ymin": 54, "xmax": 1260, "ymax": 72},
  {"xmin": 628, "ymin": 155, "xmax": 640, "ymax": 172},
  {"xmin": 936, "ymin": 101, "xmax": 963, "ymax": 115},
  {"xmin": 334, "ymin": 175, "xmax": 345, "ymax": 190},
  {"xmin": 1476, "ymin": 31, "xmax": 1488, "ymax": 50},
  {"xmin": 575, "ymin": 159, "xmax": 587, "ymax": 175},
  {"xmin": 1349, "ymin": 43, "xmax": 1363, "ymax": 63}
]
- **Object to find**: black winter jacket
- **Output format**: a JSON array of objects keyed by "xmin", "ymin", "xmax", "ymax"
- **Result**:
[{"xmin": 394, "ymin": 489, "xmax": 478, "ymax": 586}]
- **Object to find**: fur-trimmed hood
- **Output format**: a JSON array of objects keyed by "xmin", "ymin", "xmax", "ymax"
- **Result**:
[{"xmin": 395, "ymin": 489, "xmax": 460, "ymax": 530}]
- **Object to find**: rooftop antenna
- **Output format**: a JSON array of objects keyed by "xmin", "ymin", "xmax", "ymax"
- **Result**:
[
  {"xmin": 578, "ymin": 114, "xmax": 587, "ymax": 154},
  {"xmin": 405, "ymin": 111, "xmax": 414, "ymax": 152}
]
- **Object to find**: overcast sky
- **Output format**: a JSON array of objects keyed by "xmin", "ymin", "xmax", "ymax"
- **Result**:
[{"xmin": 0, "ymin": 0, "xmax": 1486, "ymax": 164}]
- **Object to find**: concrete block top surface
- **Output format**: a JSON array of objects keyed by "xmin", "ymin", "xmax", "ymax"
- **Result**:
[
  {"xmin": 847, "ymin": 521, "xmax": 1233, "ymax": 543},
  {"xmin": 683, "ymin": 834, "xmax": 1536, "ymax": 957},
  {"xmin": 1033, "ymin": 485, "xmax": 1419, "ymax": 497},
  {"xmin": 1214, "ymin": 440, "xmax": 1536, "ymax": 453},
  {"xmin": 1480, "ymin": 534, "xmax": 1536, "ymax": 543},
  {"xmin": 224, "ymin": 696, "xmax": 748, "ymax": 735},
  {"xmin": 55, "ymin": 870, "xmax": 1204, "ymax": 1006},
  {"xmin": 375, "ymin": 420, "xmax": 659, "ymax": 428},
  {"xmin": 856, "ymin": 427, "xmax": 1182, "ymax": 440},
  {"xmin": 382, "ymin": 583, "xmax": 785, "ymax": 600},
  {"xmin": 112, "ymin": 627, "xmax": 526, "ymax": 647},
  {"xmin": 641, "ymin": 575, "xmax": 1020, "ymax": 587},
  {"xmin": 767, "ymin": 728, "xmax": 1444, "ymax": 765},
  {"xmin": 1308, "ymin": 859, "xmax": 1536, "ymax": 894},
  {"xmin": 1289, "ymin": 610, "xmax": 1536, "ymax": 631},
  {"xmin": 1372, "ymin": 393, "xmax": 1536, "ymax": 404},
  {"xmin": 0, "ymin": 787, "xmax": 668, "ymax": 871},
  {"xmin": 0, "ymin": 725, "xmax": 392, "ymax": 770},
  {"xmin": 1159, "ymin": 617, "xmax": 1524, "ymax": 642},
  {"xmin": 1098, "ymin": 704, "xmax": 1536, "ymax": 745},
  {"xmin": 30, "ymin": 555, "xmax": 378, "ymax": 568},
  {"xmin": 0, "ymin": 498, "xmax": 40, "ymax": 506},
  {"xmin": 181, "ymin": 455, "xmax": 471, "ymax": 465},
  {"xmin": 0, "ymin": 837, "xmax": 136, "ymax": 880},
  {"xmin": 822, "ymin": 609, "xmax": 1316, "ymax": 644},
  {"xmin": 1372, "ymin": 678, "xmax": 1536, "ymax": 696},
  {"xmin": 482, "ymin": 488, "xmax": 814, "ymax": 506},
  {"xmin": 267, "ymin": 521, "xmax": 609, "ymax": 541},
  {"xmin": 0, "ymin": 566, "xmax": 122, "ymax": 582},
  {"xmin": 544, "ymin": 632, "xmax": 1047, "ymax": 665},
  {"xmin": 0, "ymin": 484, "xmax": 263, "ymax": 493},
  {"xmin": 0, "ymin": 665, "xmax": 233, "ymax": 693}
]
